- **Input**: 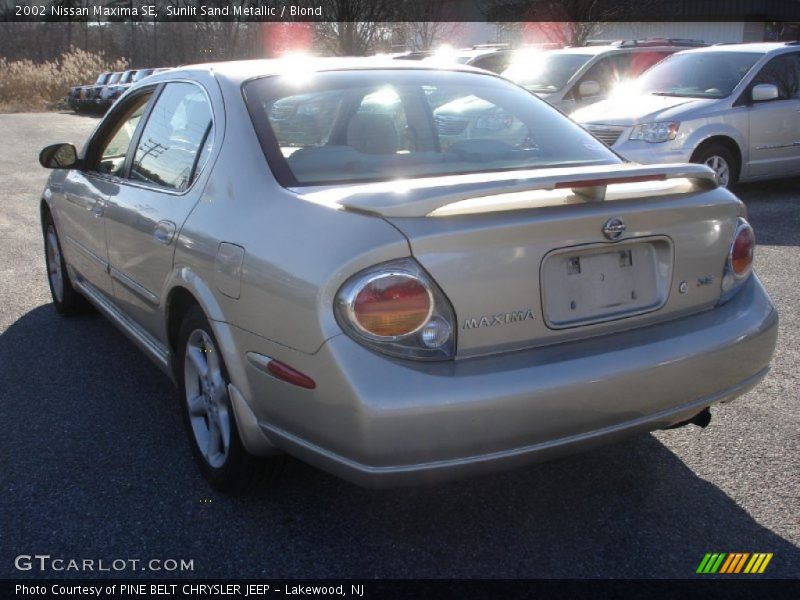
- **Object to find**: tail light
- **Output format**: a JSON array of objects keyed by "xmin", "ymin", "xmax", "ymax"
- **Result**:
[
  {"xmin": 720, "ymin": 218, "xmax": 755, "ymax": 304},
  {"xmin": 335, "ymin": 259, "xmax": 456, "ymax": 360},
  {"xmin": 730, "ymin": 222, "xmax": 754, "ymax": 277}
]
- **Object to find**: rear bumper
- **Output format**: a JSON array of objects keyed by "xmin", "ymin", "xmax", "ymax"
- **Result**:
[{"xmin": 237, "ymin": 275, "xmax": 777, "ymax": 487}]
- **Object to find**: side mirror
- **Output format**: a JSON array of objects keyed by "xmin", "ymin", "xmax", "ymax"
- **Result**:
[
  {"xmin": 752, "ymin": 83, "xmax": 779, "ymax": 103},
  {"xmin": 578, "ymin": 80, "xmax": 601, "ymax": 97},
  {"xmin": 39, "ymin": 143, "xmax": 79, "ymax": 169}
]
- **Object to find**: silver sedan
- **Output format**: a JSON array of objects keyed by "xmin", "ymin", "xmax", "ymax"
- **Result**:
[{"xmin": 38, "ymin": 58, "xmax": 777, "ymax": 489}]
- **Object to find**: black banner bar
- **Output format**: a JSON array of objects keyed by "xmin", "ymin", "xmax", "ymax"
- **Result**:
[
  {"xmin": 4, "ymin": 0, "xmax": 800, "ymax": 23},
  {"xmin": 5, "ymin": 579, "xmax": 800, "ymax": 600}
]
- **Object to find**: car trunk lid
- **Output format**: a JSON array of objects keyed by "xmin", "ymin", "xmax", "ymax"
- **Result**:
[{"xmin": 297, "ymin": 163, "xmax": 744, "ymax": 358}]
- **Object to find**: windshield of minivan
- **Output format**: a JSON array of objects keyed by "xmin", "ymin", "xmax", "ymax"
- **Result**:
[
  {"xmin": 634, "ymin": 51, "xmax": 761, "ymax": 98},
  {"xmin": 244, "ymin": 70, "xmax": 618, "ymax": 186},
  {"xmin": 503, "ymin": 53, "xmax": 594, "ymax": 93}
]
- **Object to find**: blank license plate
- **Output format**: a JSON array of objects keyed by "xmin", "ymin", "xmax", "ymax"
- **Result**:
[{"xmin": 542, "ymin": 243, "xmax": 661, "ymax": 328}]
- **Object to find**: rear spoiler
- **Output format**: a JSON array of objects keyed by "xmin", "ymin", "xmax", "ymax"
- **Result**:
[{"xmin": 295, "ymin": 163, "xmax": 718, "ymax": 218}]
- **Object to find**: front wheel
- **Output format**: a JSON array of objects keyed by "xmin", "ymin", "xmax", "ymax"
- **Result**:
[
  {"xmin": 177, "ymin": 306, "xmax": 263, "ymax": 491},
  {"xmin": 692, "ymin": 143, "xmax": 738, "ymax": 188},
  {"xmin": 42, "ymin": 211, "xmax": 87, "ymax": 316}
]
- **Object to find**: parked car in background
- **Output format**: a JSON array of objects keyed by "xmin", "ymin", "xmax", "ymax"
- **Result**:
[
  {"xmin": 101, "ymin": 68, "xmax": 170, "ymax": 111},
  {"xmin": 391, "ymin": 50, "xmax": 435, "ymax": 61},
  {"xmin": 572, "ymin": 42, "xmax": 800, "ymax": 187},
  {"xmin": 503, "ymin": 39, "xmax": 706, "ymax": 113},
  {"xmin": 99, "ymin": 69, "xmax": 137, "ymax": 109},
  {"xmin": 83, "ymin": 70, "xmax": 122, "ymax": 112},
  {"xmin": 38, "ymin": 58, "xmax": 776, "ymax": 490},
  {"xmin": 68, "ymin": 69, "xmax": 170, "ymax": 114},
  {"xmin": 430, "ymin": 40, "xmax": 700, "ymax": 149},
  {"xmin": 132, "ymin": 67, "xmax": 170, "ymax": 82},
  {"xmin": 422, "ymin": 44, "xmax": 516, "ymax": 73},
  {"xmin": 67, "ymin": 72, "xmax": 111, "ymax": 112}
]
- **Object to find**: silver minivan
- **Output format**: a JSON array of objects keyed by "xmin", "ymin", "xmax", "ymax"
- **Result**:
[{"xmin": 572, "ymin": 42, "xmax": 800, "ymax": 187}]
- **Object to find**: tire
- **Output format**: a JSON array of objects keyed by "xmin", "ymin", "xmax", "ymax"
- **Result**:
[
  {"xmin": 691, "ymin": 143, "xmax": 738, "ymax": 189},
  {"xmin": 42, "ymin": 211, "xmax": 88, "ymax": 316},
  {"xmin": 177, "ymin": 305, "xmax": 262, "ymax": 491}
]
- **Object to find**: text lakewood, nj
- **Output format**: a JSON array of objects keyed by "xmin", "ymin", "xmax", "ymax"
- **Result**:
[{"xmin": 45, "ymin": 4, "xmax": 323, "ymax": 18}]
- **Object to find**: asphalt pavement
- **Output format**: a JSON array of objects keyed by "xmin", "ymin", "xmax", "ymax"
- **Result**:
[{"xmin": 0, "ymin": 112, "xmax": 798, "ymax": 579}]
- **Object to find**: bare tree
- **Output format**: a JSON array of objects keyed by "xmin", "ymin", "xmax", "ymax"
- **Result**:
[
  {"xmin": 398, "ymin": 21, "xmax": 468, "ymax": 51},
  {"xmin": 313, "ymin": 0, "xmax": 397, "ymax": 56},
  {"xmin": 481, "ymin": 0, "xmax": 647, "ymax": 47}
]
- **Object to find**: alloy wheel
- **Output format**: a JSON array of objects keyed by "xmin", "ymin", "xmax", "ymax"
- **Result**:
[
  {"xmin": 183, "ymin": 329, "xmax": 232, "ymax": 469},
  {"xmin": 45, "ymin": 225, "xmax": 64, "ymax": 303},
  {"xmin": 705, "ymin": 155, "xmax": 730, "ymax": 188}
]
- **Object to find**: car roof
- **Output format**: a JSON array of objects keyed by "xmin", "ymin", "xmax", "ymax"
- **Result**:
[
  {"xmin": 547, "ymin": 45, "xmax": 684, "ymax": 57},
  {"xmin": 448, "ymin": 47, "xmax": 511, "ymax": 59},
  {"xmin": 146, "ymin": 56, "xmax": 492, "ymax": 86},
  {"xmin": 676, "ymin": 42, "xmax": 797, "ymax": 55}
]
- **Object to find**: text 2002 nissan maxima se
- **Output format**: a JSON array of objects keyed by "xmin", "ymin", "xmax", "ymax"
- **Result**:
[{"xmin": 38, "ymin": 58, "xmax": 778, "ymax": 489}]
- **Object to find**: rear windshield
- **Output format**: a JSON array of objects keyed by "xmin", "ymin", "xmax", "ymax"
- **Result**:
[{"xmin": 243, "ymin": 69, "xmax": 619, "ymax": 186}]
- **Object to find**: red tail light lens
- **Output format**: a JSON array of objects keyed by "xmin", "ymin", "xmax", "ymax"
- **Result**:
[
  {"xmin": 352, "ymin": 274, "xmax": 432, "ymax": 337},
  {"xmin": 730, "ymin": 222, "xmax": 755, "ymax": 277},
  {"xmin": 335, "ymin": 259, "xmax": 456, "ymax": 360}
]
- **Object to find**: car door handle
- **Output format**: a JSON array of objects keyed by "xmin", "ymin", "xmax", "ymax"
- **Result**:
[
  {"xmin": 90, "ymin": 202, "xmax": 104, "ymax": 217},
  {"xmin": 153, "ymin": 220, "xmax": 176, "ymax": 245}
]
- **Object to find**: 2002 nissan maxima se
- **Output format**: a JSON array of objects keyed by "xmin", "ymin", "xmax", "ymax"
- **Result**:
[{"xmin": 38, "ymin": 58, "xmax": 778, "ymax": 490}]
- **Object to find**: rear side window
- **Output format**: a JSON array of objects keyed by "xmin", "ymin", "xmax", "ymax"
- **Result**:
[
  {"xmin": 244, "ymin": 70, "xmax": 618, "ymax": 186},
  {"xmin": 130, "ymin": 82, "xmax": 213, "ymax": 191}
]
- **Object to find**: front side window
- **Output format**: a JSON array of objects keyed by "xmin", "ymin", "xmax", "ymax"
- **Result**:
[
  {"xmin": 504, "ymin": 52, "xmax": 594, "ymax": 94},
  {"xmin": 91, "ymin": 93, "xmax": 152, "ymax": 176},
  {"xmin": 244, "ymin": 70, "xmax": 618, "ymax": 186},
  {"xmin": 575, "ymin": 55, "xmax": 625, "ymax": 97},
  {"xmin": 750, "ymin": 53, "xmax": 800, "ymax": 99},
  {"xmin": 635, "ymin": 51, "xmax": 761, "ymax": 98},
  {"xmin": 130, "ymin": 82, "xmax": 213, "ymax": 191}
]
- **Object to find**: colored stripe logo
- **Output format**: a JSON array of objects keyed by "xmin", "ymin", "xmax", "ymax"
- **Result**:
[{"xmin": 696, "ymin": 552, "xmax": 773, "ymax": 574}]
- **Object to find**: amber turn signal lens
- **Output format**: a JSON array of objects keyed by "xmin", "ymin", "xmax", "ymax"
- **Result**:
[
  {"xmin": 353, "ymin": 274, "xmax": 432, "ymax": 337},
  {"xmin": 731, "ymin": 224, "xmax": 755, "ymax": 277}
]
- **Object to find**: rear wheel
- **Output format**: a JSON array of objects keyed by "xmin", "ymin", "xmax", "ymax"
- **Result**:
[
  {"xmin": 42, "ymin": 211, "xmax": 86, "ymax": 316},
  {"xmin": 692, "ymin": 143, "xmax": 738, "ymax": 188},
  {"xmin": 177, "ymin": 305, "xmax": 263, "ymax": 491}
]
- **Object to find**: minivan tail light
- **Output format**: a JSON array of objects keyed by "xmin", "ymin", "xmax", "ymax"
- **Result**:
[{"xmin": 335, "ymin": 259, "xmax": 456, "ymax": 360}]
